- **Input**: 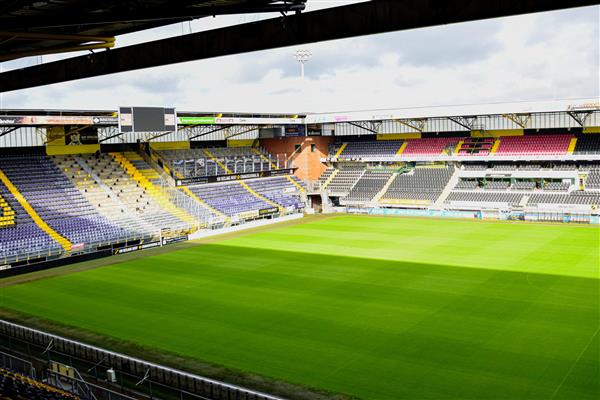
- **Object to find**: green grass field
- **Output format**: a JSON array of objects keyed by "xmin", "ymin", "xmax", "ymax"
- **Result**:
[{"xmin": 1, "ymin": 215, "xmax": 599, "ymax": 399}]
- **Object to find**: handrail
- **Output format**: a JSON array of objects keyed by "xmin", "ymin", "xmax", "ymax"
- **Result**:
[{"xmin": 0, "ymin": 319, "xmax": 283, "ymax": 400}]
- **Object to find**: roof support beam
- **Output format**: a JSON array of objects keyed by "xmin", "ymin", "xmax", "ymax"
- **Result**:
[
  {"xmin": 0, "ymin": 31, "xmax": 116, "ymax": 62},
  {"xmin": 226, "ymin": 126, "xmax": 259, "ymax": 139},
  {"xmin": 145, "ymin": 131, "xmax": 173, "ymax": 141},
  {"xmin": 347, "ymin": 121, "xmax": 380, "ymax": 134},
  {"xmin": 188, "ymin": 125, "xmax": 230, "ymax": 140},
  {"xmin": 0, "ymin": 126, "xmax": 19, "ymax": 138},
  {"xmin": 0, "ymin": 2, "xmax": 307, "ymax": 31},
  {"xmin": 99, "ymin": 131, "xmax": 124, "ymax": 143},
  {"xmin": 568, "ymin": 111, "xmax": 592, "ymax": 127},
  {"xmin": 1, "ymin": 0, "xmax": 597, "ymax": 92},
  {"xmin": 447, "ymin": 116, "xmax": 477, "ymax": 130},
  {"xmin": 501, "ymin": 113, "xmax": 531, "ymax": 128},
  {"xmin": 397, "ymin": 118, "xmax": 426, "ymax": 133}
]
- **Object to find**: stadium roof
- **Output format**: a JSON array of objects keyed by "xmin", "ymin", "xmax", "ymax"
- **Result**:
[
  {"xmin": 1, "ymin": 99, "xmax": 599, "ymax": 127},
  {"xmin": 0, "ymin": 0, "xmax": 598, "ymax": 92},
  {"xmin": 305, "ymin": 99, "xmax": 600, "ymax": 124},
  {"xmin": 0, "ymin": 0, "xmax": 306, "ymax": 61}
]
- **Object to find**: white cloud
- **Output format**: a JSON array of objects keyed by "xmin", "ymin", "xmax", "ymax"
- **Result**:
[{"xmin": 1, "ymin": 5, "xmax": 598, "ymax": 113}]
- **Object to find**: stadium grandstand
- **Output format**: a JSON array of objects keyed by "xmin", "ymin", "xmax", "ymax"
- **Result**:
[
  {"xmin": 0, "ymin": 100, "xmax": 598, "ymax": 267},
  {"xmin": 0, "ymin": 99, "xmax": 599, "ymax": 400}
]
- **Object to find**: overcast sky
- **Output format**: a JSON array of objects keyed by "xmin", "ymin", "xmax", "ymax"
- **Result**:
[{"xmin": 1, "ymin": 2, "xmax": 598, "ymax": 113}]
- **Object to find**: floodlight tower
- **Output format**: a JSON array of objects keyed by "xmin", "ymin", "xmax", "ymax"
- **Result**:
[{"xmin": 293, "ymin": 49, "xmax": 312, "ymax": 79}]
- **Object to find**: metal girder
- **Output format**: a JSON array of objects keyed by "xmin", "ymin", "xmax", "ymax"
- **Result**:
[
  {"xmin": 397, "ymin": 118, "xmax": 427, "ymax": 132},
  {"xmin": 145, "ymin": 131, "xmax": 174, "ymax": 141},
  {"xmin": 447, "ymin": 116, "xmax": 478, "ymax": 130},
  {"xmin": 187, "ymin": 125, "xmax": 231, "ymax": 140},
  {"xmin": 1, "ymin": 42, "xmax": 116, "ymax": 62},
  {"xmin": 567, "ymin": 111, "xmax": 592, "ymax": 126},
  {"xmin": 501, "ymin": 113, "xmax": 531, "ymax": 128},
  {"xmin": 0, "ymin": 2, "xmax": 307, "ymax": 31},
  {"xmin": 1, "ymin": 0, "xmax": 598, "ymax": 92},
  {"xmin": 0, "ymin": 31, "xmax": 114, "ymax": 42},
  {"xmin": 347, "ymin": 121, "xmax": 381, "ymax": 134},
  {"xmin": 0, "ymin": 31, "xmax": 115, "ymax": 61},
  {"xmin": 225, "ymin": 125, "xmax": 259, "ymax": 139},
  {"xmin": 98, "ymin": 127, "xmax": 124, "ymax": 143},
  {"xmin": 0, "ymin": 126, "xmax": 19, "ymax": 138}
]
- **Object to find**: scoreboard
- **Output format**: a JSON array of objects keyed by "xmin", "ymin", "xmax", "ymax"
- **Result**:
[{"xmin": 119, "ymin": 107, "xmax": 177, "ymax": 133}]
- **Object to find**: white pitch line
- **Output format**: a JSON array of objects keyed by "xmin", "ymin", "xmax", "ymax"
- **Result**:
[{"xmin": 550, "ymin": 325, "xmax": 600, "ymax": 399}]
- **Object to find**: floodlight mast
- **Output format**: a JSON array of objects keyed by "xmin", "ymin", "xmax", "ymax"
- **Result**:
[{"xmin": 293, "ymin": 49, "xmax": 312, "ymax": 79}]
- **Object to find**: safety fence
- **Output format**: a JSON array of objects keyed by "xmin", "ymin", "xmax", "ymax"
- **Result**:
[{"xmin": 0, "ymin": 319, "xmax": 282, "ymax": 400}]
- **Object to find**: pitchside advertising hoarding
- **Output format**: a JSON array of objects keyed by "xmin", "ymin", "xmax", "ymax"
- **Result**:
[
  {"xmin": 175, "ymin": 168, "xmax": 295, "ymax": 186},
  {"xmin": 114, "ymin": 241, "xmax": 161, "ymax": 255},
  {"xmin": 113, "ymin": 235, "xmax": 188, "ymax": 254}
]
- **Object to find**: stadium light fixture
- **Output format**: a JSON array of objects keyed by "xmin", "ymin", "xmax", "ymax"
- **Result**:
[{"xmin": 293, "ymin": 49, "xmax": 312, "ymax": 79}]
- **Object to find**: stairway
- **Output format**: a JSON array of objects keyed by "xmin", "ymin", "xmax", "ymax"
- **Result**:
[
  {"xmin": 433, "ymin": 166, "xmax": 460, "ymax": 207},
  {"xmin": 237, "ymin": 180, "xmax": 286, "ymax": 214},
  {"xmin": 322, "ymin": 168, "xmax": 339, "ymax": 190},
  {"xmin": 0, "ymin": 168, "xmax": 71, "ymax": 251},
  {"xmin": 179, "ymin": 186, "xmax": 231, "ymax": 224},
  {"xmin": 203, "ymin": 148, "xmax": 232, "ymax": 174},
  {"xmin": 0, "ymin": 192, "xmax": 15, "ymax": 228},
  {"xmin": 73, "ymin": 156, "xmax": 156, "ymax": 235},
  {"xmin": 567, "ymin": 138, "xmax": 577, "ymax": 154},
  {"xmin": 373, "ymin": 173, "xmax": 398, "ymax": 203},
  {"xmin": 286, "ymin": 175, "xmax": 305, "ymax": 192},
  {"xmin": 396, "ymin": 142, "xmax": 408, "ymax": 155},
  {"xmin": 490, "ymin": 139, "xmax": 501, "ymax": 154},
  {"xmin": 74, "ymin": 156, "xmax": 124, "ymax": 206},
  {"xmin": 334, "ymin": 143, "xmax": 347, "ymax": 158},
  {"xmin": 110, "ymin": 152, "xmax": 198, "ymax": 232},
  {"xmin": 251, "ymin": 147, "xmax": 278, "ymax": 169},
  {"xmin": 453, "ymin": 140, "xmax": 464, "ymax": 154},
  {"xmin": 144, "ymin": 149, "xmax": 181, "ymax": 184},
  {"xmin": 136, "ymin": 161, "xmax": 163, "ymax": 184}
]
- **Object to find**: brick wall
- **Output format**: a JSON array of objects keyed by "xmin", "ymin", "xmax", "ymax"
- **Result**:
[{"xmin": 260, "ymin": 136, "xmax": 333, "ymax": 181}]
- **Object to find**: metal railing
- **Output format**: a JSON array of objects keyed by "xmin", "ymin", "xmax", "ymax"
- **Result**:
[
  {"xmin": 0, "ymin": 319, "xmax": 282, "ymax": 400},
  {"xmin": 168, "ymin": 152, "xmax": 292, "ymax": 179},
  {"xmin": 160, "ymin": 180, "xmax": 222, "ymax": 228},
  {"xmin": 0, "ymin": 350, "xmax": 36, "ymax": 377},
  {"xmin": 47, "ymin": 370, "xmax": 138, "ymax": 400}
]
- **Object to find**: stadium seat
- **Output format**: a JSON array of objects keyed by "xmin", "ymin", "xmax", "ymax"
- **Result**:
[
  {"xmin": 0, "ymin": 155, "xmax": 130, "ymax": 252},
  {"xmin": 334, "ymin": 141, "xmax": 404, "ymax": 158},
  {"xmin": 495, "ymin": 135, "xmax": 573, "ymax": 155},
  {"xmin": 380, "ymin": 166, "xmax": 454, "ymax": 203},
  {"xmin": 345, "ymin": 170, "xmax": 394, "ymax": 202},
  {"xmin": 0, "ymin": 367, "xmax": 79, "ymax": 400}
]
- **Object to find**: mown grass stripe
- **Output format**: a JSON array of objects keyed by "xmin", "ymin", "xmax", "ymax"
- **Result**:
[{"xmin": 1, "ymin": 216, "xmax": 598, "ymax": 399}]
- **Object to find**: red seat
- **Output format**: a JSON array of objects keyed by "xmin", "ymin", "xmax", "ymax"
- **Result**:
[{"xmin": 495, "ymin": 135, "xmax": 572, "ymax": 156}]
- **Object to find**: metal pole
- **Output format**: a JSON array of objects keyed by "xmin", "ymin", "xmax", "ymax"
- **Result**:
[{"xmin": 293, "ymin": 49, "xmax": 312, "ymax": 80}]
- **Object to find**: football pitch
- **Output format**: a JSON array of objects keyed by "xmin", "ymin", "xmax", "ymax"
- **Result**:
[{"xmin": 1, "ymin": 215, "xmax": 598, "ymax": 399}]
